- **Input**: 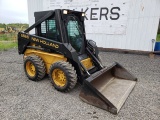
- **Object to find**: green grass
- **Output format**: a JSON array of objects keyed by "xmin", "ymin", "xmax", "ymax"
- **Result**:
[
  {"xmin": 0, "ymin": 33, "xmax": 17, "ymax": 41},
  {"xmin": 0, "ymin": 42, "xmax": 17, "ymax": 51},
  {"xmin": 156, "ymin": 34, "xmax": 160, "ymax": 42},
  {"xmin": 0, "ymin": 34, "xmax": 10, "ymax": 41}
]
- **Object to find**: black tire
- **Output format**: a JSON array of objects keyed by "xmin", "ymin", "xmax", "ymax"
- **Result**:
[
  {"xmin": 24, "ymin": 55, "xmax": 46, "ymax": 81},
  {"xmin": 49, "ymin": 61, "xmax": 77, "ymax": 92}
]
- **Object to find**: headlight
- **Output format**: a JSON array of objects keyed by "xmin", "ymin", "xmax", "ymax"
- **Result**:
[
  {"xmin": 82, "ymin": 13, "xmax": 85, "ymax": 16},
  {"xmin": 63, "ymin": 10, "xmax": 68, "ymax": 14}
]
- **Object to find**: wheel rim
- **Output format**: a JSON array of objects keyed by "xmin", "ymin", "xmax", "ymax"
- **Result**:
[
  {"xmin": 52, "ymin": 68, "xmax": 67, "ymax": 87},
  {"xmin": 26, "ymin": 61, "xmax": 36, "ymax": 77}
]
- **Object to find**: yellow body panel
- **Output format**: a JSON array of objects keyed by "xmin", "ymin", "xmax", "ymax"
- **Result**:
[
  {"xmin": 24, "ymin": 49, "xmax": 67, "ymax": 73},
  {"xmin": 81, "ymin": 58, "xmax": 93, "ymax": 70},
  {"xmin": 24, "ymin": 49, "xmax": 93, "ymax": 74}
]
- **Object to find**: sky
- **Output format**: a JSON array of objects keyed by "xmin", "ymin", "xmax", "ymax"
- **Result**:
[{"xmin": 0, "ymin": 0, "xmax": 28, "ymax": 24}]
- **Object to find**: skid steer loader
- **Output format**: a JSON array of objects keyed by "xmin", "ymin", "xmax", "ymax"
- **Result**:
[{"xmin": 18, "ymin": 9, "xmax": 137, "ymax": 114}]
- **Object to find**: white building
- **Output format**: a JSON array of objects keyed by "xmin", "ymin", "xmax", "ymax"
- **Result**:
[{"xmin": 27, "ymin": 0, "xmax": 160, "ymax": 52}]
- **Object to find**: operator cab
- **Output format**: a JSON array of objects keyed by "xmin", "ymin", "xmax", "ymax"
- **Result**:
[{"xmin": 34, "ymin": 9, "xmax": 86, "ymax": 55}]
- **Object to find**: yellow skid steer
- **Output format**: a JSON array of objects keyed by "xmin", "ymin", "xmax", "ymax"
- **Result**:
[{"xmin": 18, "ymin": 9, "xmax": 137, "ymax": 114}]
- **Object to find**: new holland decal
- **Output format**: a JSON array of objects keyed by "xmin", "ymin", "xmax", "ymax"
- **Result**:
[{"xmin": 21, "ymin": 33, "xmax": 59, "ymax": 49}]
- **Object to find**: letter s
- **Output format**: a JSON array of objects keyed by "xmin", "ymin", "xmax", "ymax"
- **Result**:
[{"xmin": 110, "ymin": 7, "xmax": 120, "ymax": 20}]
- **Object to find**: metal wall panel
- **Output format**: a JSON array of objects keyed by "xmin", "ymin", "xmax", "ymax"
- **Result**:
[
  {"xmin": 27, "ymin": 0, "xmax": 160, "ymax": 51},
  {"xmin": 87, "ymin": 0, "xmax": 160, "ymax": 51}
]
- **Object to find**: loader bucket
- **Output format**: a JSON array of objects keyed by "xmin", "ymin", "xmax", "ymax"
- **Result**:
[{"xmin": 79, "ymin": 63, "xmax": 137, "ymax": 114}]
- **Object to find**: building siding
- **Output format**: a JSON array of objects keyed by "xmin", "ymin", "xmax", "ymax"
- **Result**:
[{"xmin": 87, "ymin": 0, "xmax": 160, "ymax": 51}]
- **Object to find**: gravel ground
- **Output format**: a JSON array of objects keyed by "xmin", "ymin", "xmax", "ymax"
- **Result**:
[{"xmin": 0, "ymin": 48, "xmax": 160, "ymax": 120}]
